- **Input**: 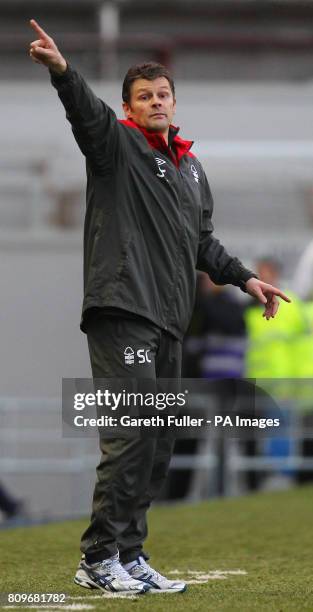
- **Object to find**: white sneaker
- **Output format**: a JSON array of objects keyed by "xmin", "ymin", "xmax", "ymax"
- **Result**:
[
  {"xmin": 126, "ymin": 556, "xmax": 187, "ymax": 593},
  {"xmin": 74, "ymin": 553, "xmax": 149, "ymax": 594}
]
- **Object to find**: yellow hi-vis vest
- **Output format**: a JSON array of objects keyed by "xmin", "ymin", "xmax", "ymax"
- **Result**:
[
  {"xmin": 245, "ymin": 291, "xmax": 307, "ymax": 379},
  {"xmin": 244, "ymin": 292, "xmax": 313, "ymax": 407}
]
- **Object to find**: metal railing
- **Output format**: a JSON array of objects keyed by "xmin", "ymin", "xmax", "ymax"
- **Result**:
[{"xmin": 0, "ymin": 395, "xmax": 312, "ymax": 519}]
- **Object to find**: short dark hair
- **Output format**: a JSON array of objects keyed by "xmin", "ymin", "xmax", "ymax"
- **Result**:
[
  {"xmin": 122, "ymin": 62, "xmax": 175, "ymax": 104},
  {"xmin": 257, "ymin": 257, "xmax": 282, "ymax": 272}
]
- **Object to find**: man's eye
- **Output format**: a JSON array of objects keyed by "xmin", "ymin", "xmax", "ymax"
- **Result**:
[{"xmin": 140, "ymin": 95, "xmax": 148, "ymax": 100}]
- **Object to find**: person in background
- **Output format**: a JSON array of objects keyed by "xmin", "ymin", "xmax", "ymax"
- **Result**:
[
  {"xmin": 180, "ymin": 274, "xmax": 247, "ymax": 497},
  {"xmin": 245, "ymin": 257, "xmax": 308, "ymax": 489},
  {"xmin": 0, "ymin": 481, "xmax": 24, "ymax": 522},
  {"xmin": 291, "ymin": 246, "xmax": 313, "ymax": 483},
  {"xmin": 245, "ymin": 258, "xmax": 306, "ymax": 380},
  {"xmin": 183, "ymin": 273, "xmax": 247, "ymax": 378}
]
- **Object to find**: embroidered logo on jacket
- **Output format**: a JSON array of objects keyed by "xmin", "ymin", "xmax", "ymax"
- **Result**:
[
  {"xmin": 155, "ymin": 157, "xmax": 167, "ymax": 178},
  {"xmin": 190, "ymin": 164, "xmax": 199, "ymax": 183}
]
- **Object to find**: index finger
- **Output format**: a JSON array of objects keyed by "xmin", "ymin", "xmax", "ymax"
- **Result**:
[
  {"xmin": 270, "ymin": 287, "xmax": 291, "ymax": 303},
  {"xmin": 30, "ymin": 19, "xmax": 50, "ymax": 41}
]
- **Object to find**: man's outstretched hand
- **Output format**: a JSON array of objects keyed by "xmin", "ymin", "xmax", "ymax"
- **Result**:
[
  {"xmin": 29, "ymin": 19, "xmax": 67, "ymax": 75},
  {"xmin": 245, "ymin": 277, "xmax": 291, "ymax": 320}
]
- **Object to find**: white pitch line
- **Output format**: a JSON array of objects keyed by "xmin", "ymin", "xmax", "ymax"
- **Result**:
[
  {"xmin": 185, "ymin": 577, "xmax": 227, "ymax": 584},
  {"xmin": 187, "ymin": 570, "xmax": 248, "ymax": 576},
  {"xmin": 68, "ymin": 593, "xmax": 139, "ymax": 601},
  {"xmin": 68, "ymin": 596, "xmax": 103, "ymax": 600},
  {"xmin": 101, "ymin": 594, "xmax": 139, "ymax": 600},
  {"xmin": 168, "ymin": 568, "xmax": 248, "ymax": 581}
]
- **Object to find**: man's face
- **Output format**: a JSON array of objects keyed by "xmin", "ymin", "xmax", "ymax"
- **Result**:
[
  {"xmin": 257, "ymin": 262, "xmax": 279, "ymax": 285},
  {"xmin": 122, "ymin": 77, "xmax": 176, "ymax": 136}
]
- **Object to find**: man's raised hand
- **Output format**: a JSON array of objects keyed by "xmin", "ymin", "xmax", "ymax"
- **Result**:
[{"xmin": 29, "ymin": 19, "xmax": 67, "ymax": 75}]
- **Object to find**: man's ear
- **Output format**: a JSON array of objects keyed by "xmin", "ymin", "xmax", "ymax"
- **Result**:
[{"xmin": 122, "ymin": 101, "xmax": 132, "ymax": 119}]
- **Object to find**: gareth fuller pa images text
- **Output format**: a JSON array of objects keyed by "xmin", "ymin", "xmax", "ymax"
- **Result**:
[{"xmin": 71, "ymin": 390, "xmax": 280, "ymax": 430}]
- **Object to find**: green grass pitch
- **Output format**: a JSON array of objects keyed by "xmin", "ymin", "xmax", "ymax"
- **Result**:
[{"xmin": 1, "ymin": 486, "xmax": 313, "ymax": 611}]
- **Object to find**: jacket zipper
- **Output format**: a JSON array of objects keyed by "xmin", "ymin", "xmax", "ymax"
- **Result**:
[{"xmin": 164, "ymin": 164, "xmax": 186, "ymax": 330}]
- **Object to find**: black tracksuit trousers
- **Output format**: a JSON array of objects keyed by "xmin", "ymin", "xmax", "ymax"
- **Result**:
[{"xmin": 80, "ymin": 310, "xmax": 182, "ymax": 564}]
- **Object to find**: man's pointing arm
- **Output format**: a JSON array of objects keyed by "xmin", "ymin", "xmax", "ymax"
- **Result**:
[{"xmin": 29, "ymin": 19, "xmax": 121, "ymax": 174}]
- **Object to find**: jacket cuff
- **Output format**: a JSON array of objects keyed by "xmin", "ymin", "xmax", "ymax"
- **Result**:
[
  {"xmin": 49, "ymin": 62, "xmax": 73, "ymax": 85},
  {"xmin": 237, "ymin": 271, "xmax": 258, "ymax": 293}
]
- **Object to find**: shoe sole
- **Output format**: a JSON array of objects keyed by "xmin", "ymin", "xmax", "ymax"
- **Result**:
[
  {"xmin": 74, "ymin": 574, "xmax": 148, "ymax": 595},
  {"xmin": 74, "ymin": 576, "xmax": 97, "ymax": 590},
  {"xmin": 146, "ymin": 585, "xmax": 187, "ymax": 594}
]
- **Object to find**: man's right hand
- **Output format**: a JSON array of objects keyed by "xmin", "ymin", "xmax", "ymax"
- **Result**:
[{"xmin": 29, "ymin": 19, "xmax": 67, "ymax": 75}]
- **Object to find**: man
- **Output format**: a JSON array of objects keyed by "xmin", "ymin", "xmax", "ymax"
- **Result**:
[{"xmin": 29, "ymin": 19, "xmax": 290, "ymax": 595}]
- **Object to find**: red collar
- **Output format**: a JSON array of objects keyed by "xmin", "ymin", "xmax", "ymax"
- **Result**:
[{"xmin": 118, "ymin": 119, "xmax": 194, "ymax": 167}]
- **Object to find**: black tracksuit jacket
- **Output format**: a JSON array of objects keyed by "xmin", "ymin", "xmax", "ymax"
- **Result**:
[{"xmin": 51, "ymin": 65, "xmax": 256, "ymax": 341}]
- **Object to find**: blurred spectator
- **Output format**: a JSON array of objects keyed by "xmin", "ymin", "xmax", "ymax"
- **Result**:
[
  {"xmin": 172, "ymin": 274, "xmax": 247, "ymax": 499},
  {"xmin": 292, "ymin": 252, "xmax": 313, "ymax": 483},
  {"xmin": 0, "ymin": 481, "xmax": 24, "ymax": 522},
  {"xmin": 183, "ymin": 273, "xmax": 246, "ymax": 379},
  {"xmin": 245, "ymin": 258, "xmax": 306, "ymax": 380},
  {"xmin": 245, "ymin": 257, "xmax": 309, "ymax": 488}
]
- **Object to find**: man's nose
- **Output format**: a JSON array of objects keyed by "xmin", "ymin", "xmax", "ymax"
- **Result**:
[{"xmin": 151, "ymin": 96, "xmax": 162, "ymax": 106}]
